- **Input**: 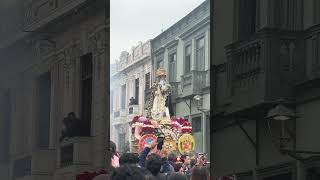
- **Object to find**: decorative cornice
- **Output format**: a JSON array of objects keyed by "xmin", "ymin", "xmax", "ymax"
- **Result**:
[
  {"xmin": 153, "ymin": 47, "xmax": 165, "ymax": 56},
  {"xmin": 179, "ymin": 16, "xmax": 210, "ymax": 40},
  {"xmin": 165, "ymin": 39, "xmax": 179, "ymax": 50}
]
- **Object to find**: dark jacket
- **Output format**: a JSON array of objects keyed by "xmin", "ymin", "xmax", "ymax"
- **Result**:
[
  {"xmin": 138, "ymin": 147, "xmax": 151, "ymax": 167},
  {"xmin": 161, "ymin": 160, "xmax": 174, "ymax": 174}
]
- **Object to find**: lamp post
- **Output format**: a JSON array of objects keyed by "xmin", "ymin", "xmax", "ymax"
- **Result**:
[
  {"xmin": 266, "ymin": 102, "xmax": 320, "ymax": 160},
  {"xmin": 193, "ymin": 95, "xmax": 209, "ymax": 154}
]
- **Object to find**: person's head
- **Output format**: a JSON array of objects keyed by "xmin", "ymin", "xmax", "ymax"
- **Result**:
[
  {"xmin": 168, "ymin": 173, "xmax": 188, "ymax": 180},
  {"xmin": 190, "ymin": 158, "xmax": 197, "ymax": 168},
  {"xmin": 145, "ymin": 153, "xmax": 162, "ymax": 176},
  {"xmin": 109, "ymin": 141, "xmax": 117, "ymax": 154},
  {"xmin": 111, "ymin": 165, "xmax": 147, "ymax": 180},
  {"xmin": 191, "ymin": 165, "xmax": 209, "ymax": 180},
  {"xmin": 68, "ymin": 112, "xmax": 76, "ymax": 119},
  {"xmin": 156, "ymin": 68, "xmax": 167, "ymax": 81},
  {"xmin": 184, "ymin": 156, "xmax": 191, "ymax": 165},
  {"xmin": 173, "ymin": 162, "xmax": 183, "ymax": 173},
  {"xmin": 119, "ymin": 153, "xmax": 139, "ymax": 166},
  {"xmin": 168, "ymin": 153, "xmax": 176, "ymax": 163},
  {"xmin": 180, "ymin": 155, "xmax": 187, "ymax": 164}
]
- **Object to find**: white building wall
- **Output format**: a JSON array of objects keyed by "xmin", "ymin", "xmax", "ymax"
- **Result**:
[{"xmin": 110, "ymin": 41, "xmax": 152, "ymax": 153}]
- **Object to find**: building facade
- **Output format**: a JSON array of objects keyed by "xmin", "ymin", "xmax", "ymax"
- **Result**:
[
  {"xmin": 110, "ymin": 41, "xmax": 152, "ymax": 153},
  {"xmin": 212, "ymin": 0, "xmax": 320, "ymax": 179},
  {"xmin": 0, "ymin": 0, "xmax": 108, "ymax": 180},
  {"xmin": 150, "ymin": 0, "xmax": 210, "ymax": 154}
]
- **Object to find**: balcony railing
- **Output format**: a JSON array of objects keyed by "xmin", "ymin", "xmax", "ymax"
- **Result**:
[
  {"xmin": 128, "ymin": 104, "xmax": 139, "ymax": 115},
  {"xmin": 114, "ymin": 111, "xmax": 120, "ymax": 118},
  {"xmin": 13, "ymin": 156, "xmax": 32, "ymax": 178},
  {"xmin": 180, "ymin": 70, "xmax": 208, "ymax": 97},
  {"xmin": 58, "ymin": 137, "xmax": 92, "ymax": 168},
  {"xmin": 226, "ymin": 38, "xmax": 263, "ymax": 91},
  {"xmin": 60, "ymin": 144, "xmax": 74, "ymax": 168}
]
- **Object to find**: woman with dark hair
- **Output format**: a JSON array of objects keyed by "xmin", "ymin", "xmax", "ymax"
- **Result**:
[
  {"xmin": 93, "ymin": 141, "xmax": 119, "ymax": 180},
  {"xmin": 110, "ymin": 141, "xmax": 120, "ymax": 168},
  {"xmin": 191, "ymin": 165, "xmax": 209, "ymax": 180},
  {"xmin": 173, "ymin": 163, "xmax": 184, "ymax": 173}
]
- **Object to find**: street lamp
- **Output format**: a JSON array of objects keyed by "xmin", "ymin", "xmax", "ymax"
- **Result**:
[
  {"xmin": 266, "ymin": 103, "xmax": 296, "ymax": 150},
  {"xmin": 193, "ymin": 95, "xmax": 210, "ymax": 155},
  {"xmin": 266, "ymin": 102, "xmax": 320, "ymax": 160},
  {"xmin": 193, "ymin": 95, "xmax": 203, "ymax": 110}
]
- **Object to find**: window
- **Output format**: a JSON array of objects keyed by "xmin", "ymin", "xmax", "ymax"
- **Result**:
[
  {"xmin": 121, "ymin": 84, "xmax": 126, "ymax": 109},
  {"xmin": 38, "ymin": 72, "xmax": 51, "ymax": 148},
  {"xmin": 156, "ymin": 57, "xmax": 164, "ymax": 69},
  {"xmin": 135, "ymin": 78, "xmax": 139, "ymax": 104},
  {"xmin": 192, "ymin": 116, "xmax": 202, "ymax": 133},
  {"xmin": 185, "ymin": 45, "xmax": 191, "ymax": 73},
  {"xmin": 145, "ymin": 72, "xmax": 150, "ymax": 89},
  {"xmin": 196, "ymin": 37, "xmax": 205, "ymax": 71},
  {"xmin": 169, "ymin": 52, "xmax": 177, "ymax": 82},
  {"xmin": 237, "ymin": 0, "xmax": 256, "ymax": 41},
  {"xmin": 81, "ymin": 53, "xmax": 93, "ymax": 136}
]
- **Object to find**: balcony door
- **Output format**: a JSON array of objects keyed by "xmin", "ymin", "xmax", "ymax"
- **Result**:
[
  {"xmin": 169, "ymin": 52, "xmax": 177, "ymax": 82},
  {"xmin": 196, "ymin": 37, "xmax": 205, "ymax": 71},
  {"xmin": 38, "ymin": 72, "xmax": 51, "ymax": 148},
  {"xmin": 121, "ymin": 84, "xmax": 126, "ymax": 109}
]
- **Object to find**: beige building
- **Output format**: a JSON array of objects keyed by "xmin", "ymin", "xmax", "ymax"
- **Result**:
[
  {"xmin": 0, "ymin": 0, "xmax": 108, "ymax": 180},
  {"xmin": 150, "ymin": 0, "xmax": 210, "ymax": 154},
  {"xmin": 110, "ymin": 41, "xmax": 152, "ymax": 153}
]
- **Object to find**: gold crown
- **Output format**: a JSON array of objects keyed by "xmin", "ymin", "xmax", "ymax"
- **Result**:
[{"xmin": 156, "ymin": 68, "xmax": 166, "ymax": 77}]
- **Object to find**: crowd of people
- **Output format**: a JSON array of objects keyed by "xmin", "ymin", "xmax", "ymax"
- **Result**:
[{"xmin": 94, "ymin": 141, "xmax": 211, "ymax": 180}]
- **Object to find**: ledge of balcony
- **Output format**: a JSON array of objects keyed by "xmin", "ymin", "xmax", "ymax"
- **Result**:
[{"xmin": 57, "ymin": 136, "xmax": 93, "ymax": 169}]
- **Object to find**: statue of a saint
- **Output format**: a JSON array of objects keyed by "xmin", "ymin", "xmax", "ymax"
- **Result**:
[{"xmin": 146, "ymin": 68, "xmax": 174, "ymax": 124}]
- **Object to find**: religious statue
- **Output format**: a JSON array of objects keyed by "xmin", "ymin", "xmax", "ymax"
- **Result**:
[{"xmin": 146, "ymin": 68, "xmax": 174, "ymax": 124}]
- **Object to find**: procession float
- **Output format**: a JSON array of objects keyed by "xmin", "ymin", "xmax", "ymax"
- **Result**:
[{"xmin": 131, "ymin": 68, "xmax": 195, "ymax": 156}]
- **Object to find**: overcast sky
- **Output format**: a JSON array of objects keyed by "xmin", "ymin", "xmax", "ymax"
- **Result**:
[{"xmin": 110, "ymin": 0, "xmax": 206, "ymax": 64}]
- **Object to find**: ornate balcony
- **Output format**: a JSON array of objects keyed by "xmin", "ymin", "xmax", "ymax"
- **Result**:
[
  {"xmin": 180, "ymin": 70, "xmax": 208, "ymax": 98},
  {"xmin": 13, "ymin": 156, "xmax": 32, "ymax": 179},
  {"xmin": 222, "ymin": 29, "xmax": 304, "ymax": 114},
  {"xmin": 128, "ymin": 104, "xmax": 139, "ymax": 115},
  {"xmin": 57, "ymin": 137, "xmax": 93, "ymax": 168},
  {"xmin": 22, "ymin": 0, "xmax": 90, "ymax": 31}
]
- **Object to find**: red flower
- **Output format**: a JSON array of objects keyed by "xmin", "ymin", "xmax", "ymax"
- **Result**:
[{"xmin": 132, "ymin": 115, "xmax": 142, "ymax": 123}]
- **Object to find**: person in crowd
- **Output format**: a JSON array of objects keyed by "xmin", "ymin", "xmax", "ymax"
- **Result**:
[
  {"xmin": 190, "ymin": 165, "xmax": 210, "ymax": 180},
  {"xmin": 93, "ymin": 141, "xmax": 118, "ymax": 180},
  {"xmin": 160, "ymin": 156, "xmax": 174, "ymax": 174},
  {"xmin": 110, "ymin": 141, "xmax": 120, "ymax": 168},
  {"xmin": 119, "ymin": 153, "xmax": 139, "ymax": 166},
  {"xmin": 173, "ymin": 162, "xmax": 184, "ymax": 173},
  {"xmin": 168, "ymin": 153, "xmax": 177, "ymax": 167},
  {"xmin": 145, "ymin": 153, "xmax": 166, "ymax": 180},
  {"xmin": 167, "ymin": 173, "xmax": 188, "ymax": 180},
  {"xmin": 111, "ymin": 164, "xmax": 151, "ymax": 180},
  {"xmin": 139, "ymin": 140, "xmax": 158, "ymax": 167},
  {"xmin": 185, "ymin": 158, "xmax": 197, "ymax": 179}
]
